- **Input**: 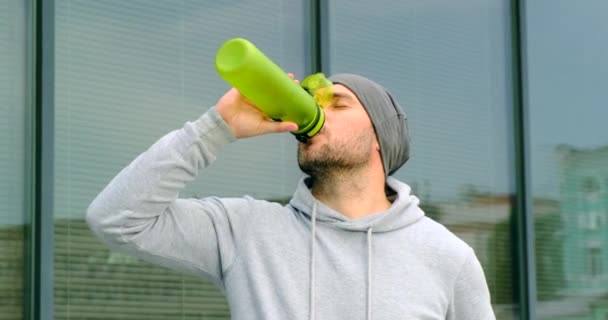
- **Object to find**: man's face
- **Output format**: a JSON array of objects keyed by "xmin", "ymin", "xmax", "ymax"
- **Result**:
[{"xmin": 298, "ymin": 84, "xmax": 378, "ymax": 176}]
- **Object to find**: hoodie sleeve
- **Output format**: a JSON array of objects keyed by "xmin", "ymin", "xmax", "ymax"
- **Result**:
[
  {"xmin": 86, "ymin": 107, "xmax": 246, "ymax": 287},
  {"xmin": 447, "ymin": 249, "xmax": 496, "ymax": 320}
]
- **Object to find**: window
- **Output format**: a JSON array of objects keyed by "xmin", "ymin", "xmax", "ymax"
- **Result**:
[
  {"xmin": 526, "ymin": 0, "xmax": 608, "ymax": 317},
  {"xmin": 588, "ymin": 247, "xmax": 602, "ymax": 277},
  {"xmin": 327, "ymin": 0, "xmax": 517, "ymax": 316},
  {"xmin": 582, "ymin": 177, "xmax": 601, "ymax": 201},
  {"xmin": 582, "ymin": 177, "xmax": 600, "ymax": 195},
  {"xmin": 54, "ymin": 1, "xmax": 307, "ymax": 318},
  {"xmin": 0, "ymin": 1, "xmax": 28, "ymax": 319}
]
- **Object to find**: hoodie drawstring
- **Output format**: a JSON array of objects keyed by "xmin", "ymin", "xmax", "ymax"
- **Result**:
[
  {"xmin": 308, "ymin": 202, "xmax": 374, "ymax": 320},
  {"xmin": 367, "ymin": 227, "xmax": 373, "ymax": 320},
  {"xmin": 310, "ymin": 203, "xmax": 317, "ymax": 320}
]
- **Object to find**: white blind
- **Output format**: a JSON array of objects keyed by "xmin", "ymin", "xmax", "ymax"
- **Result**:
[
  {"xmin": 0, "ymin": 0, "xmax": 26, "ymax": 319},
  {"xmin": 54, "ymin": 1, "xmax": 306, "ymax": 318},
  {"xmin": 526, "ymin": 1, "xmax": 608, "ymax": 318},
  {"xmin": 327, "ymin": 0, "xmax": 516, "ymax": 317}
]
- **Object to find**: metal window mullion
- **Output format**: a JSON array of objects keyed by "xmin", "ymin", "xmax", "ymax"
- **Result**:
[
  {"xmin": 510, "ymin": 0, "xmax": 536, "ymax": 319},
  {"xmin": 23, "ymin": 0, "xmax": 37, "ymax": 318},
  {"xmin": 26, "ymin": 0, "xmax": 55, "ymax": 319},
  {"xmin": 309, "ymin": 0, "xmax": 329, "ymax": 74}
]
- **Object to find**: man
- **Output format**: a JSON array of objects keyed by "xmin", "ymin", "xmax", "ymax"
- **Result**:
[{"xmin": 87, "ymin": 73, "xmax": 495, "ymax": 319}]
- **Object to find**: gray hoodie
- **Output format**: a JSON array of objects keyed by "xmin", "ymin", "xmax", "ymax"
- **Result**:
[{"xmin": 87, "ymin": 108, "xmax": 496, "ymax": 320}]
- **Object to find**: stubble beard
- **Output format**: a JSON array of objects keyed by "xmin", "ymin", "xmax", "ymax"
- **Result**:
[{"xmin": 297, "ymin": 130, "xmax": 374, "ymax": 185}]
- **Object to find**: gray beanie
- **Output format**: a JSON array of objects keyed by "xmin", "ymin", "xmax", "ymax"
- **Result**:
[{"xmin": 329, "ymin": 73, "xmax": 409, "ymax": 176}]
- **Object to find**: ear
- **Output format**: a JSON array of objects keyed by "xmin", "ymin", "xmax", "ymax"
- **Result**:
[{"xmin": 372, "ymin": 133, "xmax": 381, "ymax": 152}]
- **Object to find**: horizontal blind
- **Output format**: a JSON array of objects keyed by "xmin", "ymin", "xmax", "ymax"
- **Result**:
[
  {"xmin": 0, "ymin": 0, "xmax": 27, "ymax": 319},
  {"xmin": 327, "ymin": 1, "xmax": 517, "ymax": 318},
  {"xmin": 54, "ymin": 1, "xmax": 307, "ymax": 318},
  {"xmin": 526, "ymin": 1, "xmax": 608, "ymax": 318}
]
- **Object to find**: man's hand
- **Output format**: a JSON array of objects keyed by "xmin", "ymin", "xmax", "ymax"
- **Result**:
[{"xmin": 216, "ymin": 73, "xmax": 299, "ymax": 139}]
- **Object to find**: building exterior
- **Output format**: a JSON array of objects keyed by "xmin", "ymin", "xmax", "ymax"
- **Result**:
[
  {"xmin": 1, "ymin": 1, "xmax": 607, "ymax": 320},
  {"xmin": 539, "ymin": 145, "xmax": 608, "ymax": 320}
]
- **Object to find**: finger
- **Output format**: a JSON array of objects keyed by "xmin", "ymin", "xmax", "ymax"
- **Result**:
[
  {"xmin": 263, "ymin": 121, "xmax": 298, "ymax": 134},
  {"xmin": 287, "ymin": 73, "xmax": 300, "ymax": 84}
]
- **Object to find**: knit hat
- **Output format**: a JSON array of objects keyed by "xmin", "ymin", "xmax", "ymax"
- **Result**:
[{"xmin": 329, "ymin": 73, "xmax": 409, "ymax": 176}]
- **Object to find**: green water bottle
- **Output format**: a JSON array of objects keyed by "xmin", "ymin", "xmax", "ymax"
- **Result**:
[{"xmin": 215, "ymin": 38, "xmax": 325, "ymax": 142}]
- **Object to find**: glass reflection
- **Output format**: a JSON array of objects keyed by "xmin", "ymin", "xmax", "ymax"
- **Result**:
[
  {"xmin": 54, "ymin": 1, "xmax": 306, "ymax": 318},
  {"xmin": 526, "ymin": 1, "xmax": 608, "ymax": 318},
  {"xmin": 0, "ymin": 0, "xmax": 27, "ymax": 319},
  {"xmin": 327, "ymin": 0, "xmax": 517, "ymax": 318}
]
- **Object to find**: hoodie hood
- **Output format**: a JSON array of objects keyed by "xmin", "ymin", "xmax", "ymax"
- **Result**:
[
  {"xmin": 289, "ymin": 176, "xmax": 426, "ymax": 320},
  {"xmin": 288, "ymin": 176, "xmax": 425, "ymax": 233}
]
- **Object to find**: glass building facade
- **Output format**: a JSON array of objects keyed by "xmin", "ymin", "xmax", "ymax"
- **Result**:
[{"xmin": 1, "ymin": 0, "xmax": 607, "ymax": 319}]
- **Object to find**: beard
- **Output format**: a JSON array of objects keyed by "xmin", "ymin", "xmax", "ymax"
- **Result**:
[{"xmin": 298, "ymin": 129, "xmax": 375, "ymax": 180}]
